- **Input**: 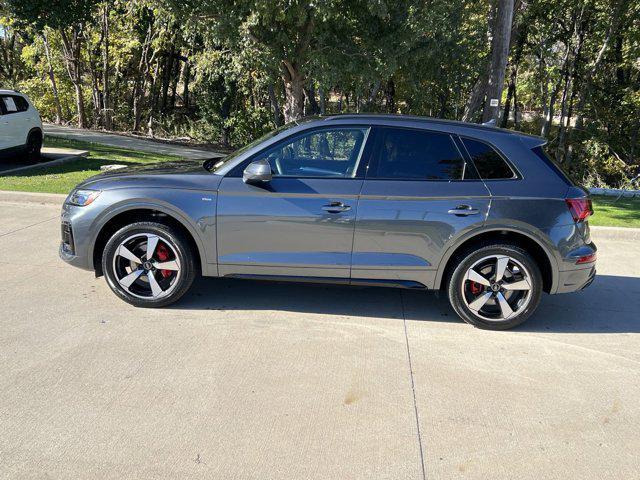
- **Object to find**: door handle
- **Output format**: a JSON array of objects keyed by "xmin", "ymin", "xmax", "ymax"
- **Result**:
[
  {"xmin": 322, "ymin": 201, "xmax": 351, "ymax": 213},
  {"xmin": 448, "ymin": 205, "xmax": 479, "ymax": 216}
]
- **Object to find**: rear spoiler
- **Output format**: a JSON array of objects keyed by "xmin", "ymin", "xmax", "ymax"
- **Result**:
[{"xmin": 518, "ymin": 134, "xmax": 547, "ymax": 149}]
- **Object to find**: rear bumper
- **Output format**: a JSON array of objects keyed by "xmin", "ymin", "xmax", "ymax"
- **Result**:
[{"xmin": 555, "ymin": 265, "xmax": 596, "ymax": 293}]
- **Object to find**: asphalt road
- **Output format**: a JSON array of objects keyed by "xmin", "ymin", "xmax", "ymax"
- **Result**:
[
  {"xmin": 44, "ymin": 123, "xmax": 225, "ymax": 160},
  {"xmin": 1, "ymin": 198, "xmax": 639, "ymax": 479}
]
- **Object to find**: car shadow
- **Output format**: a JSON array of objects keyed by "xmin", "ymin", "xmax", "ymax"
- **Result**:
[{"xmin": 173, "ymin": 274, "xmax": 640, "ymax": 334}]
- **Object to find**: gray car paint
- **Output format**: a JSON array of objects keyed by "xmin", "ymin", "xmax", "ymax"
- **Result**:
[{"xmin": 60, "ymin": 114, "xmax": 596, "ymax": 295}]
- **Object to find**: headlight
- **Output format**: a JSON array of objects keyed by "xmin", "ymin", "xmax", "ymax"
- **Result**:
[{"xmin": 67, "ymin": 189, "xmax": 101, "ymax": 206}]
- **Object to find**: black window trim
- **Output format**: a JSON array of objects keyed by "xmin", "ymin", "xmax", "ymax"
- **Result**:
[
  {"xmin": 457, "ymin": 134, "xmax": 522, "ymax": 181},
  {"xmin": 364, "ymin": 125, "xmax": 481, "ymax": 182},
  {"xmin": 227, "ymin": 124, "xmax": 373, "ymax": 180}
]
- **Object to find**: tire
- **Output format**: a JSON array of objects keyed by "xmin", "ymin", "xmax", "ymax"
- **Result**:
[
  {"xmin": 24, "ymin": 131, "xmax": 42, "ymax": 163},
  {"xmin": 102, "ymin": 222, "xmax": 196, "ymax": 308},
  {"xmin": 447, "ymin": 243, "xmax": 543, "ymax": 330}
]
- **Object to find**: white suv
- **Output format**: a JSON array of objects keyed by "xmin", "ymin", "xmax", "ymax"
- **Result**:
[{"xmin": 0, "ymin": 90, "xmax": 43, "ymax": 162}]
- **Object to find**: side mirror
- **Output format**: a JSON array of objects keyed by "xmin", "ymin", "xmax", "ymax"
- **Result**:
[{"xmin": 243, "ymin": 159, "xmax": 272, "ymax": 184}]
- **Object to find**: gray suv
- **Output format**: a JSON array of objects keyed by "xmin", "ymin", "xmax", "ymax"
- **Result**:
[{"xmin": 60, "ymin": 115, "xmax": 596, "ymax": 329}]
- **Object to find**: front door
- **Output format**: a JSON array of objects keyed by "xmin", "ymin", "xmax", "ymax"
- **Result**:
[
  {"xmin": 352, "ymin": 126, "xmax": 491, "ymax": 288},
  {"xmin": 217, "ymin": 126, "xmax": 371, "ymax": 279}
]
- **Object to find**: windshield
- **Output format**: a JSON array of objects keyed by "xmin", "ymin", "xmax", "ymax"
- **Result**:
[{"xmin": 203, "ymin": 121, "xmax": 303, "ymax": 172}]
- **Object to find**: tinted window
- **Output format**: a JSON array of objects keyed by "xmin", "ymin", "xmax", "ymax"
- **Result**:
[
  {"xmin": 532, "ymin": 146, "xmax": 575, "ymax": 186},
  {"xmin": 0, "ymin": 95, "xmax": 29, "ymax": 114},
  {"xmin": 462, "ymin": 138, "xmax": 515, "ymax": 179},
  {"xmin": 372, "ymin": 128, "xmax": 465, "ymax": 180},
  {"xmin": 257, "ymin": 127, "xmax": 368, "ymax": 178},
  {"xmin": 13, "ymin": 95, "xmax": 29, "ymax": 112}
]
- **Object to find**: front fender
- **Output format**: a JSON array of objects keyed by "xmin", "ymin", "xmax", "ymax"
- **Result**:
[{"xmin": 85, "ymin": 188, "xmax": 217, "ymax": 274}]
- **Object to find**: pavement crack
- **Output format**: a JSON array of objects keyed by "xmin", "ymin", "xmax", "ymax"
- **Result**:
[
  {"xmin": 400, "ymin": 290, "xmax": 427, "ymax": 480},
  {"xmin": 0, "ymin": 217, "xmax": 58, "ymax": 238}
]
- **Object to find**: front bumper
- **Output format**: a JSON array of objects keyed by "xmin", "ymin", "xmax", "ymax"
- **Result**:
[{"xmin": 59, "ymin": 204, "xmax": 94, "ymax": 271}]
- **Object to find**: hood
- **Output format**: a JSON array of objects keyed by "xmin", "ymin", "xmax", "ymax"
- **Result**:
[{"xmin": 77, "ymin": 158, "xmax": 223, "ymax": 191}]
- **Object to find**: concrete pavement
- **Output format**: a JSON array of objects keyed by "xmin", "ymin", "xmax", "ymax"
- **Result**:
[
  {"xmin": 0, "ymin": 198, "xmax": 638, "ymax": 479},
  {"xmin": 44, "ymin": 123, "xmax": 226, "ymax": 160}
]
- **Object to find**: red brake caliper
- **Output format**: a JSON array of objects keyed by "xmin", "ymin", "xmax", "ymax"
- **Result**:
[
  {"xmin": 156, "ymin": 243, "xmax": 172, "ymax": 278},
  {"xmin": 470, "ymin": 281, "xmax": 482, "ymax": 295}
]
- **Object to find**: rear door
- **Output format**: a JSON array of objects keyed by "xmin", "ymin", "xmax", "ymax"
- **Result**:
[
  {"xmin": 216, "ymin": 126, "xmax": 371, "ymax": 279},
  {"xmin": 0, "ymin": 95, "xmax": 29, "ymax": 149},
  {"xmin": 352, "ymin": 126, "xmax": 491, "ymax": 288}
]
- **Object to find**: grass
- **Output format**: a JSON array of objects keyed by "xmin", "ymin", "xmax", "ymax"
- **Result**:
[
  {"xmin": 0, "ymin": 137, "xmax": 181, "ymax": 194},
  {"xmin": 590, "ymin": 195, "xmax": 640, "ymax": 228}
]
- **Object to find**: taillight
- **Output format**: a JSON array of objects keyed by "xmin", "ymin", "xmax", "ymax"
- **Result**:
[
  {"xmin": 565, "ymin": 198, "xmax": 593, "ymax": 222},
  {"xmin": 576, "ymin": 252, "xmax": 597, "ymax": 264}
]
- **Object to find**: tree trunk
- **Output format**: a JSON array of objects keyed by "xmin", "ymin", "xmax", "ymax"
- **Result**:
[
  {"xmin": 305, "ymin": 84, "xmax": 320, "ymax": 115},
  {"xmin": 102, "ymin": 6, "xmax": 112, "ymax": 130},
  {"xmin": 462, "ymin": 74, "xmax": 488, "ymax": 122},
  {"xmin": 385, "ymin": 79, "xmax": 396, "ymax": 113},
  {"xmin": 59, "ymin": 26, "xmax": 86, "ymax": 128},
  {"xmin": 482, "ymin": 0, "xmax": 516, "ymax": 123},
  {"xmin": 500, "ymin": 18, "xmax": 527, "ymax": 127},
  {"xmin": 42, "ymin": 31, "xmax": 63, "ymax": 124},
  {"xmin": 318, "ymin": 87, "xmax": 326, "ymax": 115},
  {"xmin": 268, "ymin": 83, "xmax": 284, "ymax": 126},
  {"xmin": 281, "ymin": 60, "xmax": 305, "ymax": 123},
  {"xmin": 183, "ymin": 62, "xmax": 191, "ymax": 109}
]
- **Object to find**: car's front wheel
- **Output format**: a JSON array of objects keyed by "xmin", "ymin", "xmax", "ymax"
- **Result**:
[
  {"xmin": 447, "ymin": 243, "xmax": 543, "ymax": 330},
  {"xmin": 102, "ymin": 222, "xmax": 196, "ymax": 308}
]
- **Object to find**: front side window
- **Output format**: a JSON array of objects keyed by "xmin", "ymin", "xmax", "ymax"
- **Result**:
[
  {"xmin": 256, "ymin": 127, "xmax": 369, "ymax": 178},
  {"xmin": 462, "ymin": 138, "xmax": 515, "ymax": 180},
  {"xmin": 371, "ymin": 128, "xmax": 466, "ymax": 180}
]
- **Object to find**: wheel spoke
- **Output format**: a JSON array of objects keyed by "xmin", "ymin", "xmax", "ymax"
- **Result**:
[
  {"xmin": 502, "ymin": 279, "xmax": 531, "ymax": 291},
  {"xmin": 154, "ymin": 260, "xmax": 180, "ymax": 271},
  {"xmin": 468, "ymin": 292, "xmax": 493, "ymax": 312},
  {"xmin": 117, "ymin": 245, "xmax": 142, "ymax": 264},
  {"xmin": 465, "ymin": 269, "xmax": 491, "ymax": 286},
  {"xmin": 496, "ymin": 292, "xmax": 514, "ymax": 319},
  {"xmin": 119, "ymin": 269, "xmax": 143, "ymax": 289},
  {"xmin": 494, "ymin": 256, "xmax": 509, "ymax": 282},
  {"xmin": 145, "ymin": 235, "xmax": 160, "ymax": 260},
  {"xmin": 147, "ymin": 271, "xmax": 164, "ymax": 298}
]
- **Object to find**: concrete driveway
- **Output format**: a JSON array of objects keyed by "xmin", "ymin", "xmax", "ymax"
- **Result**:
[
  {"xmin": 44, "ymin": 124, "xmax": 225, "ymax": 160},
  {"xmin": 1, "ymin": 198, "xmax": 638, "ymax": 479}
]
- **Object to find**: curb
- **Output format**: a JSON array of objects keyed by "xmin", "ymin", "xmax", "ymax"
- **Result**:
[
  {"xmin": 0, "ymin": 152, "xmax": 88, "ymax": 176},
  {"xmin": 590, "ymin": 226, "xmax": 640, "ymax": 242},
  {"xmin": 0, "ymin": 190, "xmax": 66, "ymax": 205}
]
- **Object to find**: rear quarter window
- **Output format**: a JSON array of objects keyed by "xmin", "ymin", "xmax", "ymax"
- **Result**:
[
  {"xmin": 531, "ymin": 146, "xmax": 575, "ymax": 187},
  {"xmin": 462, "ymin": 138, "xmax": 516, "ymax": 180}
]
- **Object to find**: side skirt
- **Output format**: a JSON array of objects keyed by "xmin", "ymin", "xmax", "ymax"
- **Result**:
[{"xmin": 223, "ymin": 273, "xmax": 427, "ymax": 290}]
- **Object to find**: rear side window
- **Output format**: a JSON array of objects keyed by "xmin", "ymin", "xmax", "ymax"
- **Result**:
[
  {"xmin": 371, "ymin": 128, "xmax": 465, "ymax": 180},
  {"xmin": 462, "ymin": 138, "xmax": 515, "ymax": 180},
  {"xmin": 1, "ymin": 95, "xmax": 29, "ymax": 114}
]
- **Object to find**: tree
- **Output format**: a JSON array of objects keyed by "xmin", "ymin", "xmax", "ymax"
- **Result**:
[{"xmin": 3, "ymin": 0, "xmax": 99, "ymax": 127}]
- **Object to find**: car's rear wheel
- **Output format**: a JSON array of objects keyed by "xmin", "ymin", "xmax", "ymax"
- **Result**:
[
  {"xmin": 24, "ymin": 131, "xmax": 42, "ymax": 162},
  {"xmin": 447, "ymin": 243, "xmax": 542, "ymax": 330},
  {"xmin": 102, "ymin": 222, "xmax": 196, "ymax": 308}
]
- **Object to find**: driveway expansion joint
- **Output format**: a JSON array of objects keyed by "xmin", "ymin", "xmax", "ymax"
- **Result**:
[{"xmin": 400, "ymin": 290, "xmax": 427, "ymax": 480}]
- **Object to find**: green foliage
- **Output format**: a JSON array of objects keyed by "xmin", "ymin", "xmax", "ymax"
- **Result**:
[{"xmin": 0, "ymin": 0, "xmax": 638, "ymax": 187}]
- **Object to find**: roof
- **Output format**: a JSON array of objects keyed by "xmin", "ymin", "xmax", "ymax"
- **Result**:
[
  {"xmin": 0, "ymin": 89, "xmax": 22, "ymax": 95},
  {"xmin": 317, "ymin": 113, "xmax": 545, "ymax": 143}
]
